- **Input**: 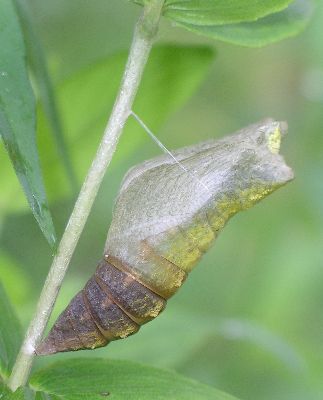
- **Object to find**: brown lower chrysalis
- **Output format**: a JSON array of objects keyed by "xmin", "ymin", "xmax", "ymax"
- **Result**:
[{"xmin": 37, "ymin": 119, "xmax": 293, "ymax": 355}]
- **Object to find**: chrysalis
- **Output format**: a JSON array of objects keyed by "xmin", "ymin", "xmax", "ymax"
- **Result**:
[{"xmin": 37, "ymin": 119, "xmax": 293, "ymax": 355}]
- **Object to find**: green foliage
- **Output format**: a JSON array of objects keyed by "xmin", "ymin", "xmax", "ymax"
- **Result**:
[
  {"xmin": 162, "ymin": 0, "xmax": 293, "ymax": 25},
  {"xmin": 0, "ymin": 251, "xmax": 32, "ymax": 308},
  {"xmin": 0, "ymin": 0, "xmax": 318, "ymax": 399},
  {"xmin": 0, "ymin": 357, "xmax": 242, "ymax": 399},
  {"xmin": 30, "ymin": 359, "xmax": 239, "ymax": 400},
  {"xmin": 0, "ymin": 45, "xmax": 214, "ymax": 210},
  {"xmin": 36, "ymin": 45, "xmax": 214, "ymax": 203},
  {"xmin": 95, "ymin": 309, "xmax": 304, "ymax": 372},
  {"xmin": 13, "ymin": 0, "xmax": 78, "ymax": 192},
  {"xmin": 171, "ymin": 0, "xmax": 313, "ymax": 47},
  {"xmin": 134, "ymin": 0, "xmax": 311, "ymax": 46},
  {"xmin": 0, "ymin": 0, "xmax": 56, "ymax": 248},
  {"xmin": 0, "ymin": 382, "xmax": 28, "ymax": 399},
  {"xmin": 0, "ymin": 283, "xmax": 21, "ymax": 378},
  {"xmin": 0, "ymin": 45, "xmax": 214, "ymax": 212}
]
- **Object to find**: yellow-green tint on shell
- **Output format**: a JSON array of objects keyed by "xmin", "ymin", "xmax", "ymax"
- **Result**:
[
  {"xmin": 238, "ymin": 186, "xmax": 275, "ymax": 209},
  {"xmin": 149, "ymin": 182, "xmax": 282, "ymax": 277},
  {"xmin": 146, "ymin": 226, "xmax": 202, "ymax": 273},
  {"xmin": 267, "ymin": 126, "xmax": 282, "ymax": 154},
  {"xmin": 146, "ymin": 197, "xmax": 246, "ymax": 276},
  {"xmin": 206, "ymin": 185, "xmax": 276, "ymax": 240},
  {"xmin": 206, "ymin": 194, "xmax": 242, "ymax": 233},
  {"xmin": 151, "ymin": 214, "xmax": 216, "ymax": 273},
  {"xmin": 111, "ymin": 249, "xmax": 187, "ymax": 299},
  {"xmin": 182, "ymin": 213, "xmax": 215, "ymax": 253}
]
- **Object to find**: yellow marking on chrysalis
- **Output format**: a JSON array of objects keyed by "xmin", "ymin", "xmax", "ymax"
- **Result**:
[
  {"xmin": 207, "ymin": 194, "xmax": 241, "ymax": 233},
  {"xmin": 78, "ymin": 332, "xmax": 107, "ymax": 349},
  {"xmin": 118, "ymin": 324, "xmax": 138, "ymax": 339},
  {"xmin": 159, "ymin": 228, "xmax": 201, "ymax": 272},
  {"xmin": 152, "ymin": 224, "xmax": 209, "ymax": 273},
  {"xmin": 139, "ymin": 243, "xmax": 187, "ymax": 298},
  {"xmin": 147, "ymin": 298, "xmax": 165, "ymax": 318},
  {"xmin": 183, "ymin": 215, "xmax": 215, "ymax": 253},
  {"xmin": 207, "ymin": 184, "xmax": 276, "ymax": 234},
  {"xmin": 147, "ymin": 184, "xmax": 279, "ymax": 276},
  {"xmin": 268, "ymin": 127, "xmax": 281, "ymax": 154},
  {"xmin": 237, "ymin": 186, "xmax": 274, "ymax": 210}
]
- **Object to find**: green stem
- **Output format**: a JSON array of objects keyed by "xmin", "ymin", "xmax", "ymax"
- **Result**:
[{"xmin": 8, "ymin": 0, "xmax": 164, "ymax": 391}]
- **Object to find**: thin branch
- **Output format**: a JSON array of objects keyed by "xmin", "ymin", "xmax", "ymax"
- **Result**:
[{"xmin": 8, "ymin": 0, "xmax": 164, "ymax": 391}]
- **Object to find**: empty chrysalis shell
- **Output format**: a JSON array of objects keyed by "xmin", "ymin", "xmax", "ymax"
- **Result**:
[{"xmin": 37, "ymin": 118, "xmax": 293, "ymax": 355}]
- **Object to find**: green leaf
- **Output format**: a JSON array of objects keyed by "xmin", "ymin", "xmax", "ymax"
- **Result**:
[
  {"xmin": 0, "ymin": 381, "xmax": 27, "ymax": 400},
  {"xmin": 0, "ymin": 283, "xmax": 22, "ymax": 378},
  {"xmin": 36, "ymin": 45, "xmax": 214, "ymax": 202},
  {"xmin": 0, "ymin": 0, "xmax": 56, "ymax": 247},
  {"xmin": 34, "ymin": 391, "xmax": 58, "ymax": 400},
  {"xmin": 0, "ymin": 251, "xmax": 32, "ymax": 308},
  {"xmin": 134, "ymin": 0, "xmax": 294, "ymax": 25},
  {"xmin": 174, "ymin": 0, "xmax": 313, "ymax": 47},
  {"xmin": 90, "ymin": 308, "xmax": 303, "ymax": 372},
  {"xmin": 31, "ymin": 358, "xmax": 239, "ymax": 400},
  {"xmin": 13, "ymin": 0, "xmax": 78, "ymax": 193}
]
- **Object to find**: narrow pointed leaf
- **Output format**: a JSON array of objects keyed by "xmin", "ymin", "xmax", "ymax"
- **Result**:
[
  {"xmin": 134, "ymin": 0, "xmax": 294, "ymax": 25},
  {"xmin": 174, "ymin": 0, "xmax": 313, "ymax": 47},
  {"xmin": 13, "ymin": 0, "xmax": 78, "ymax": 192},
  {"xmin": 0, "ymin": 0, "xmax": 56, "ymax": 247},
  {"xmin": 1, "ymin": 45, "xmax": 214, "ymax": 211},
  {"xmin": 31, "ymin": 358, "xmax": 240, "ymax": 400},
  {"xmin": 0, "ymin": 283, "xmax": 22, "ymax": 378},
  {"xmin": 0, "ymin": 382, "xmax": 27, "ymax": 400}
]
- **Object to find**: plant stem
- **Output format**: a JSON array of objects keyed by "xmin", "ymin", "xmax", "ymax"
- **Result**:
[{"xmin": 8, "ymin": 0, "xmax": 164, "ymax": 391}]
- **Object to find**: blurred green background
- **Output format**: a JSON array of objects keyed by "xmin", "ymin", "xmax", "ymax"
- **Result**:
[{"xmin": 1, "ymin": 1, "xmax": 323, "ymax": 399}]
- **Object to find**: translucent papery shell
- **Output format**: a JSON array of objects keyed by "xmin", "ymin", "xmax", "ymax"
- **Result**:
[{"xmin": 37, "ymin": 119, "xmax": 293, "ymax": 355}]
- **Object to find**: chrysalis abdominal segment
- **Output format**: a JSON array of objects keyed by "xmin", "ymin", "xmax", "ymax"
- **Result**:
[{"xmin": 37, "ymin": 119, "xmax": 293, "ymax": 355}]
